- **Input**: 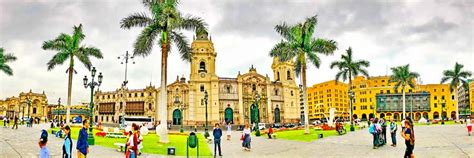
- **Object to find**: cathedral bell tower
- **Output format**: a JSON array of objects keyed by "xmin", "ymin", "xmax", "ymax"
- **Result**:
[
  {"xmin": 188, "ymin": 28, "xmax": 220, "ymax": 125},
  {"xmin": 271, "ymin": 57, "xmax": 296, "ymax": 84}
]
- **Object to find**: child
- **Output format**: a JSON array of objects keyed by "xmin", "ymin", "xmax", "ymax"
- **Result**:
[{"xmin": 39, "ymin": 129, "xmax": 50, "ymax": 158}]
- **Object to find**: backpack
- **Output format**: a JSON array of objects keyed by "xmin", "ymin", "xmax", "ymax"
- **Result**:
[{"xmin": 369, "ymin": 124, "xmax": 375, "ymax": 134}]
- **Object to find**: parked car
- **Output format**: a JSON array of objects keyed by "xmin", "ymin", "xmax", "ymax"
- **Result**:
[
  {"xmin": 273, "ymin": 123, "xmax": 282, "ymax": 128},
  {"xmin": 284, "ymin": 123, "xmax": 296, "ymax": 128}
]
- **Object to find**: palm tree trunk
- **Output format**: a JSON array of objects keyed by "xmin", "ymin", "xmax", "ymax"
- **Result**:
[
  {"xmin": 302, "ymin": 63, "xmax": 309, "ymax": 134},
  {"xmin": 66, "ymin": 56, "xmax": 74, "ymax": 125},
  {"xmin": 349, "ymin": 77, "xmax": 353, "ymax": 125},
  {"xmin": 159, "ymin": 41, "xmax": 169, "ymax": 143},
  {"xmin": 402, "ymin": 88, "xmax": 406, "ymax": 119}
]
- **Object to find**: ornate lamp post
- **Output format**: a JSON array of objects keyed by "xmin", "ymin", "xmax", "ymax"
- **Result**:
[
  {"xmin": 438, "ymin": 99, "xmax": 446, "ymax": 125},
  {"xmin": 118, "ymin": 51, "xmax": 134, "ymax": 128},
  {"xmin": 253, "ymin": 93, "xmax": 261, "ymax": 136},
  {"xmin": 204, "ymin": 90, "xmax": 209, "ymax": 138},
  {"xmin": 83, "ymin": 67, "xmax": 103, "ymax": 145},
  {"xmin": 348, "ymin": 90, "xmax": 355, "ymax": 131},
  {"xmin": 57, "ymin": 98, "xmax": 61, "ymax": 122}
]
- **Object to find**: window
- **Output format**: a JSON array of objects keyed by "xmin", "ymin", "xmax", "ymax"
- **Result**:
[
  {"xmin": 149, "ymin": 103, "xmax": 152, "ymax": 110},
  {"xmin": 200, "ymin": 85, "xmax": 205, "ymax": 92},
  {"xmin": 434, "ymin": 103, "xmax": 437, "ymax": 108},
  {"xmin": 275, "ymin": 89, "xmax": 279, "ymax": 95},
  {"xmin": 386, "ymin": 90, "xmax": 390, "ymax": 94},
  {"xmin": 409, "ymin": 89, "xmax": 412, "ymax": 93},
  {"xmin": 353, "ymin": 106, "xmax": 356, "ymax": 110},
  {"xmin": 287, "ymin": 70, "xmax": 291, "ymax": 80},
  {"xmin": 291, "ymin": 91, "xmax": 294, "ymax": 96},
  {"xmin": 434, "ymin": 96, "xmax": 437, "ymax": 100},
  {"xmin": 442, "ymin": 89, "xmax": 444, "ymax": 92},
  {"xmin": 226, "ymin": 85, "xmax": 231, "ymax": 93},
  {"xmin": 441, "ymin": 96, "xmax": 445, "ymax": 100},
  {"xmin": 135, "ymin": 93, "xmax": 137, "ymax": 97},
  {"xmin": 120, "ymin": 102, "xmax": 123, "ymax": 109},
  {"xmin": 252, "ymin": 84, "xmax": 256, "ymax": 91},
  {"xmin": 199, "ymin": 61, "xmax": 206, "ymax": 71},
  {"xmin": 33, "ymin": 108, "xmax": 37, "ymax": 114},
  {"xmin": 277, "ymin": 71, "xmax": 280, "ymax": 81},
  {"xmin": 141, "ymin": 93, "xmax": 144, "ymax": 97}
]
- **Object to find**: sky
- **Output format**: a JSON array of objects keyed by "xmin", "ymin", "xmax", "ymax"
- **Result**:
[{"xmin": 0, "ymin": 0, "xmax": 473, "ymax": 104}]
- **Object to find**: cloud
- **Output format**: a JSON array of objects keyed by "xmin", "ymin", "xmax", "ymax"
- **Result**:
[{"xmin": 0, "ymin": 0, "xmax": 473, "ymax": 104}]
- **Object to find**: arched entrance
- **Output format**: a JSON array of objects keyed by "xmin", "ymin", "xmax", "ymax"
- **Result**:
[
  {"xmin": 386, "ymin": 113, "xmax": 392, "ymax": 120},
  {"xmin": 361, "ymin": 114, "xmax": 367, "ymax": 121},
  {"xmin": 415, "ymin": 113, "xmax": 421, "ymax": 121},
  {"xmin": 225, "ymin": 107, "xmax": 233, "ymax": 124},
  {"xmin": 450, "ymin": 111, "xmax": 456, "ymax": 119},
  {"xmin": 380, "ymin": 113, "xmax": 385, "ymax": 119},
  {"xmin": 251, "ymin": 103, "xmax": 259, "ymax": 124},
  {"xmin": 353, "ymin": 114, "xmax": 358, "ymax": 120},
  {"xmin": 274, "ymin": 108, "xmax": 281, "ymax": 123},
  {"xmin": 172, "ymin": 109, "xmax": 182, "ymax": 125},
  {"xmin": 369, "ymin": 113, "xmax": 374, "ymax": 120},
  {"xmin": 442, "ymin": 111, "xmax": 447, "ymax": 119},
  {"xmin": 433, "ymin": 112, "xmax": 440, "ymax": 119},
  {"xmin": 393, "ymin": 113, "xmax": 399, "ymax": 121},
  {"xmin": 422, "ymin": 112, "xmax": 428, "ymax": 120}
]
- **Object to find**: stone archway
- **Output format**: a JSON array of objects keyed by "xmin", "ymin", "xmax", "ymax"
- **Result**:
[
  {"xmin": 422, "ymin": 112, "xmax": 429, "ymax": 120},
  {"xmin": 450, "ymin": 111, "xmax": 456, "ymax": 119},
  {"xmin": 415, "ymin": 112, "xmax": 421, "ymax": 121},
  {"xmin": 353, "ymin": 114, "xmax": 358, "ymax": 120},
  {"xmin": 172, "ymin": 109, "xmax": 182, "ymax": 125},
  {"xmin": 369, "ymin": 113, "xmax": 374, "ymax": 120},
  {"xmin": 380, "ymin": 113, "xmax": 385, "ymax": 119}
]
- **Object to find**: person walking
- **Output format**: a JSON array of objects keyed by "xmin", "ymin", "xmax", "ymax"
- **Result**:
[
  {"xmin": 12, "ymin": 116, "xmax": 18, "ymax": 129},
  {"xmin": 3, "ymin": 117, "xmax": 6, "ymax": 128},
  {"xmin": 137, "ymin": 127, "xmax": 143, "ymax": 156},
  {"xmin": 126, "ymin": 123, "xmax": 139, "ymax": 158},
  {"xmin": 213, "ymin": 123, "xmax": 223, "ymax": 157},
  {"xmin": 267, "ymin": 126, "xmax": 274, "ymax": 139},
  {"xmin": 369, "ymin": 118, "xmax": 379, "ymax": 149},
  {"xmin": 466, "ymin": 116, "xmax": 472, "ymax": 136},
  {"xmin": 77, "ymin": 119, "xmax": 90, "ymax": 158},
  {"xmin": 390, "ymin": 118, "xmax": 397, "ymax": 147},
  {"xmin": 242, "ymin": 123, "xmax": 252, "ymax": 151},
  {"xmin": 381, "ymin": 118, "xmax": 387, "ymax": 145},
  {"xmin": 63, "ymin": 125, "xmax": 72, "ymax": 158},
  {"xmin": 226, "ymin": 122, "xmax": 232, "ymax": 140},
  {"xmin": 401, "ymin": 118, "xmax": 415, "ymax": 158},
  {"xmin": 39, "ymin": 129, "xmax": 50, "ymax": 158}
]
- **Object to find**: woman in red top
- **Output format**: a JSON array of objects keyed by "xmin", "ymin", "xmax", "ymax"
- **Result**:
[{"xmin": 267, "ymin": 127, "xmax": 274, "ymax": 139}]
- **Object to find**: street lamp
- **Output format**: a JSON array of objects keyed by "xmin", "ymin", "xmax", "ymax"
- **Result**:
[
  {"xmin": 57, "ymin": 98, "xmax": 61, "ymax": 123},
  {"xmin": 253, "ymin": 93, "xmax": 261, "ymax": 136},
  {"xmin": 83, "ymin": 67, "xmax": 103, "ymax": 145},
  {"xmin": 438, "ymin": 99, "xmax": 446, "ymax": 125},
  {"xmin": 118, "ymin": 51, "xmax": 134, "ymax": 129},
  {"xmin": 348, "ymin": 90, "xmax": 355, "ymax": 131},
  {"xmin": 204, "ymin": 90, "xmax": 209, "ymax": 138}
]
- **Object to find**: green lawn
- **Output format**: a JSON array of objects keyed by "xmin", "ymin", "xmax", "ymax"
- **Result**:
[
  {"xmin": 49, "ymin": 127, "xmax": 212, "ymax": 156},
  {"xmin": 273, "ymin": 129, "xmax": 339, "ymax": 142}
]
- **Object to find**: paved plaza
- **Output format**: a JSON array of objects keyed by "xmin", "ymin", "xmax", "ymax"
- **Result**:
[{"xmin": 1, "ymin": 123, "xmax": 473, "ymax": 158}]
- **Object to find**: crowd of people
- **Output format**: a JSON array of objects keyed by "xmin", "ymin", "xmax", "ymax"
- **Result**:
[{"xmin": 369, "ymin": 117, "xmax": 414, "ymax": 158}]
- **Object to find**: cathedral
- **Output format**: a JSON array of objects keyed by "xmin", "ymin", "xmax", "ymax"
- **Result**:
[{"xmin": 94, "ymin": 30, "xmax": 301, "ymax": 126}]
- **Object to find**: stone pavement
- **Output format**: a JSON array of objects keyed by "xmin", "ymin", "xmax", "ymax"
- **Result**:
[
  {"xmin": 1, "ymin": 123, "xmax": 472, "ymax": 158},
  {"xmin": 207, "ymin": 124, "xmax": 474, "ymax": 158}
]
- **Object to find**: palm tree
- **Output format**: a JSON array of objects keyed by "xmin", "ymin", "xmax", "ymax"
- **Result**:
[
  {"xmin": 0, "ymin": 48, "xmax": 17, "ymax": 76},
  {"xmin": 330, "ymin": 47, "xmax": 369, "ymax": 130},
  {"xmin": 440, "ymin": 62, "xmax": 472, "ymax": 121},
  {"xmin": 270, "ymin": 15, "xmax": 337, "ymax": 134},
  {"xmin": 120, "ymin": 0, "xmax": 206, "ymax": 143},
  {"xmin": 42, "ymin": 24, "xmax": 103, "ymax": 125},
  {"xmin": 389, "ymin": 64, "xmax": 419, "ymax": 120}
]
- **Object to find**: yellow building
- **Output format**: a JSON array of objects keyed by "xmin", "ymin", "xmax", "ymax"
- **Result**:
[
  {"xmin": 306, "ymin": 80, "xmax": 349, "ymax": 120},
  {"xmin": 470, "ymin": 81, "xmax": 474, "ymax": 117},
  {"xmin": 94, "ymin": 30, "xmax": 301, "ymax": 126},
  {"xmin": 0, "ymin": 90, "xmax": 49, "ymax": 120},
  {"xmin": 418, "ymin": 84, "xmax": 457, "ymax": 119}
]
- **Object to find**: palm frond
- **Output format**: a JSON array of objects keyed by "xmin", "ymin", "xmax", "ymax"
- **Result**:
[
  {"xmin": 133, "ymin": 24, "xmax": 160, "ymax": 57},
  {"xmin": 75, "ymin": 52, "xmax": 92, "ymax": 71},
  {"xmin": 311, "ymin": 38, "xmax": 337, "ymax": 55},
  {"xmin": 269, "ymin": 41, "xmax": 297, "ymax": 62},
  {"xmin": 170, "ymin": 31, "xmax": 191, "ymax": 62},
  {"xmin": 47, "ymin": 51, "xmax": 70, "ymax": 71},
  {"xmin": 275, "ymin": 22, "xmax": 295, "ymax": 42},
  {"xmin": 178, "ymin": 15, "xmax": 207, "ymax": 31},
  {"xmin": 440, "ymin": 76, "xmax": 450, "ymax": 84},
  {"xmin": 306, "ymin": 50, "xmax": 321, "ymax": 68},
  {"xmin": 294, "ymin": 58, "xmax": 302, "ymax": 77},
  {"xmin": 72, "ymin": 24, "xmax": 85, "ymax": 48},
  {"xmin": 42, "ymin": 33, "xmax": 71, "ymax": 51},
  {"xmin": 0, "ymin": 65, "xmax": 13, "ymax": 76},
  {"xmin": 2, "ymin": 53, "xmax": 17, "ymax": 62},
  {"xmin": 120, "ymin": 12, "xmax": 153, "ymax": 29},
  {"xmin": 79, "ymin": 46, "xmax": 103, "ymax": 59}
]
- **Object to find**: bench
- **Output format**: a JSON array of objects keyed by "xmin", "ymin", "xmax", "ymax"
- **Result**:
[{"xmin": 114, "ymin": 143, "xmax": 126, "ymax": 152}]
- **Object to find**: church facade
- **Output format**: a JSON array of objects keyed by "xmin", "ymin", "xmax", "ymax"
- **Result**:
[{"xmin": 94, "ymin": 31, "xmax": 301, "ymax": 126}]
